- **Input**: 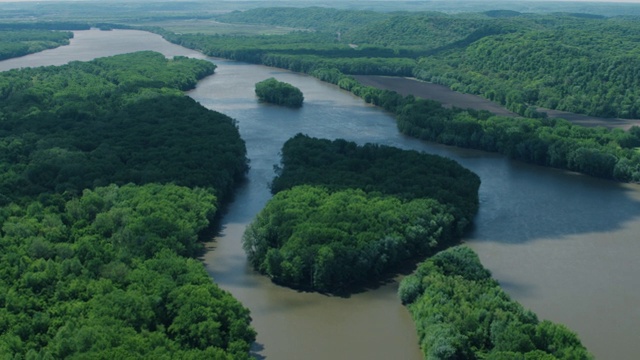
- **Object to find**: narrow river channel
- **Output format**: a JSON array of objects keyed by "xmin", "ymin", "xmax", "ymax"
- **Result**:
[{"xmin": 1, "ymin": 29, "xmax": 639, "ymax": 360}]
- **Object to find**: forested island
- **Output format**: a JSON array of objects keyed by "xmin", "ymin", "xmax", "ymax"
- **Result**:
[
  {"xmin": 399, "ymin": 247, "xmax": 592, "ymax": 359},
  {"xmin": 0, "ymin": 51, "xmax": 255, "ymax": 358},
  {"xmin": 255, "ymin": 77, "xmax": 304, "ymax": 108},
  {"xmin": 243, "ymin": 134, "xmax": 480, "ymax": 293}
]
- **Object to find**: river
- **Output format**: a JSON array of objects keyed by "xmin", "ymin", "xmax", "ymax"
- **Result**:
[{"xmin": 1, "ymin": 29, "xmax": 639, "ymax": 360}]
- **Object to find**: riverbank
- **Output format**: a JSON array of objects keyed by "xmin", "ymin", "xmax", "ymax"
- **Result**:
[{"xmin": 354, "ymin": 75, "xmax": 640, "ymax": 130}]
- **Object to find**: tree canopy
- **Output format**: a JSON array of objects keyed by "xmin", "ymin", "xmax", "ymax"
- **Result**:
[
  {"xmin": 254, "ymin": 77, "xmax": 303, "ymax": 108},
  {"xmin": 0, "ymin": 51, "xmax": 254, "ymax": 358},
  {"xmin": 0, "ymin": 51, "xmax": 248, "ymax": 204},
  {"xmin": 0, "ymin": 29, "xmax": 74, "ymax": 61},
  {"xmin": 400, "ymin": 246, "xmax": 593, "ymax": 360},
  {"xmin": 413, "ymin": 16, "xmax": 640, "ymax": 118},
  {"xmin": 0, "ymin": 184, "xmax": 255, "ymax": 359},
  {"xmin": 243, "ymin": 185, "xmax": 455, "ymax": 292},
  {"xmin": 271, "ymin": 134, "xmax": 480, "ymax": 229},
  {"xmin": 243, "ymin": 135, "xmax": 480, "ymax": 293}
]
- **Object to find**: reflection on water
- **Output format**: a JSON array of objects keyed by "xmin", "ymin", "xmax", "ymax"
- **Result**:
[{"xmin": 2, "ymin": 29, "xmax": 639, "ymax": 360}]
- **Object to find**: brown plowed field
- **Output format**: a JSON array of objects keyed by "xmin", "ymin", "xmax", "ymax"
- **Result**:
[{"xmin": 354, "ymin": 75, "xmax": 640, "ymax": 130}]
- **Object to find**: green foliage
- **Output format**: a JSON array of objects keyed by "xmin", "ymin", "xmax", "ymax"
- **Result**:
[
  {"xmin": 0, "ymin": 185, "xmax": 255, "ymax": 359},
  {"xmin": 243, "ymin": 185, "xmax": 455, "ymax": 292},
  {"xmin": 0, "ymin": 52, "xmax": 254, "ymax": 357},
  {"xmin": 271, "ymin": 134, "xmax": 481, "ymax": 230},
  {"xmin": 413, "ymin": 15, "xmax": 640, "ymax": 118},
  {"xmin": 70, "ymin": 183, "xmax": 217, "ymax": 258},
  {"xmin": 254, "ymin": 77, "xmax": 303, "ymax": 108},
  {"xmin": 0, "ymin": 51, "xmax": 248, "ymax": 203},
  {"xmin": 311, "ymin": 68, "xmax": 640, "ymax": 182},
  {"xmin": 210, "ymin": 8, "xmax": 496, "ymax": 53},
  {"xmin": 401, "ymin": 246, "xmax": 592, "ymax": 360},
  {"xmin": 0, "ymin": 29, "xmax": 74, "ymax": 60},
  {"xmin": 342, "ymin": 13, "xmax": 494, "ymax": 51},
  {"xmin": 165, "ymin": 31, "xmax": 416, "ymax": 77},
  {"xmin": 243, "ymin": 135, "xmax": 480, "ymax": 293},
  {"xmin": 163, "ymin": 7, "xmax": 640, "ymax": 122},
  {"xmin": 214, "ymin": 7, "xmax": 388, "ymax": 33},
  {"xmin": 395, "ymin": 99, "xmax": 640, "ymax": 181},
  {"xmin": 0, "ymin": 22, "xmax": 90, "ymax": 31}
]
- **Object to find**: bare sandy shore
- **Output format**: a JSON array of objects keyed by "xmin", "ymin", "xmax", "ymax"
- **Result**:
[{"xmin": 354, "ymin": 75, "xmax": 640, "ymax": 130}]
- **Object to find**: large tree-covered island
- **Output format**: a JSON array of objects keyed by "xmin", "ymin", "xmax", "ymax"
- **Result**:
[
  {"xmin": 254, "ymin": 77, "xmax": 304, "ymax": 108},
  {"xmin": 243, "ymin": 134, "xmax": 481, "ymax": 293}
]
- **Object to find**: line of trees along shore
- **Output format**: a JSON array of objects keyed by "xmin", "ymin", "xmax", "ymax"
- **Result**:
[
  {"xmin": 152, "ymin": 12, "xmax": 640, "ymax": 183},
  {"xmin": 205, "ymin": 7, "xmax": 640, "ymax": 119},
  {"xmin": 0, "ymin": 30, "xmax": 73, "ymax": 61},
  {"xmin": 0, "ymin": 51, "xmax": 255, "ymax": 358},
  {"xmin": 310, "ymin": 68, "xmax": 640, "ymax": 182},
  {"xmin": 157, "ymin": 26, "xmax": 640, "ymax": 182}
]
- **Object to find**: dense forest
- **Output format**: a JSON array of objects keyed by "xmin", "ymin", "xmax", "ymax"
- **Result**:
[
  {"xmin": 162, "ymin": 8, "xmax": 640, "ymax": 119},
  {"xmin": 414, "ymin": 16, "xmax": 640, "ymax": 119},
  {"xmin": 400, "ymin": 246, "xmax": 592, "ymax": 359},
  {"xmin": 270, "ymin": 134, "xmax": 480, "ymax": 226},
  {"xmin": 215, "ymin": 7, "xmax": 388, "ymax": 33},
  {"xmin": 0, "ymin": 51, "xmax": 248, "ymax": 203},
  {"xmin": 242, "ymin": 134, "xmax": 480, "ymax": 293},
  {"xmin": 254, "ymin": 77, "xmax": 303, "ymax": 108},
  {"xmin": 0, "ymin": 29, "xmax": 74, "ymax": 61},
  {"xmin": 163, "ymin": 30, "xmax": 417, "ymax": 76},
  {"xmin": 0, "ymin": 51, "xmax": 255, "ymax": 358}
]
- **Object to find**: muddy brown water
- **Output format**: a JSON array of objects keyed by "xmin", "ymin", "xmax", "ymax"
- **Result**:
[{"xmin": 2, "ymin": 29, "xmax": 640, "ymax": 360}]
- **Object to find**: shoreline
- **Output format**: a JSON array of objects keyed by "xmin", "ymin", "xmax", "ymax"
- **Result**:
[{"xmin": 354, "ymin": 75, "xmax": 640, "ymax": 130}]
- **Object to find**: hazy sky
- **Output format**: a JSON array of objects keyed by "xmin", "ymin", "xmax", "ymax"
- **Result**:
[
  {"xmin": 1, "ymin": 0, "xmax": 640, "ymax": 3},
  {"xmin": 0, "ymin": 0, "xmax": 639, "ymax": 2}
]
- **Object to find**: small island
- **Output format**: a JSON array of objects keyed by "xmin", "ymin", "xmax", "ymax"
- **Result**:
[
  {"xmin": 399, "ymin": 246, "xmax": 592, "ymax": 359},
  {"xmin": 255, "ymin": 77, "xmax": 304, "ymax": 108}
]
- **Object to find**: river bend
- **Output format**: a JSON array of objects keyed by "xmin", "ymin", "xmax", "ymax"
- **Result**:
[{"xmin": 1, "ymin": 29, "xmax": 639, "ymax": 360}]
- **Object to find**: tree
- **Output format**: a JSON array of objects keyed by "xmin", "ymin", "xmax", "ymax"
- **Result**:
[{"xmin": 255, "ymin": 77, "xmax": 304, "ymax": 108}]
